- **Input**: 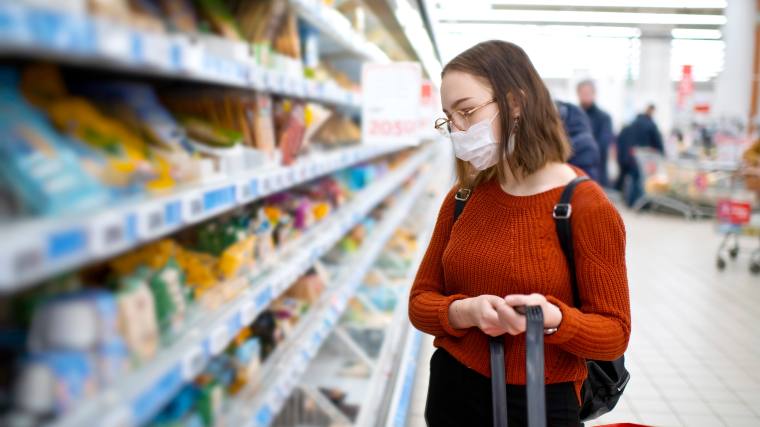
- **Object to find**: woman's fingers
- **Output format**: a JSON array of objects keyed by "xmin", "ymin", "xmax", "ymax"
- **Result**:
[
  {"xmin": 495, "ymin": 301, "xmax": 526, "ymax": 334},
  {"xmin": 504, "ymin": 293, "xmax": 546, "ymax": 308}
]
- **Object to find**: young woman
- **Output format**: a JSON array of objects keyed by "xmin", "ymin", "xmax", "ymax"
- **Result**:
[{"xmin": 409, "ymin": 40, "xmax": 631, "ymax": 426}]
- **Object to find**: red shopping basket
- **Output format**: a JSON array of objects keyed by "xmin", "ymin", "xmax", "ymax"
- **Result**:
[{"xmin": 717, "ymin": 198, "xmax": 752, "ymax": 225}]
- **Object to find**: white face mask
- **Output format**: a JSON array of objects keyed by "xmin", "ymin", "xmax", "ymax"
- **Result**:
[{"xmin": 450, "ymin": 114, "xmax": 500, "ymax": 171}]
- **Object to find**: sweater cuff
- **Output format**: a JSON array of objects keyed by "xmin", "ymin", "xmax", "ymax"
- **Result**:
[
  {"xmin": 438, "ymin": 294, "xmax": 470, "ymax": 337},
  {"xmin": 544, "ymin": 296, "xmax": 581, "ymax": 345}
]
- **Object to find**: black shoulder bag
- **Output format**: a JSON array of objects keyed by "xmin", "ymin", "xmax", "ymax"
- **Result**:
[
  {"xmin": 452, "ymin": 177, "xmax": 630, "ymax": 423},
  {"xmin": 553, "ymin": 177, "xmax": 630, "ymax": 421}
]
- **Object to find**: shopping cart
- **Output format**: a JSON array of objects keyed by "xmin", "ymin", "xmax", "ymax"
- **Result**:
[
  {"xmin": 631, "ymin": 148, "xmax": 703, "ymax": 219},
  {"xmin": 714, "ymin": 179, "xmax": 760, "ymax": 274}
]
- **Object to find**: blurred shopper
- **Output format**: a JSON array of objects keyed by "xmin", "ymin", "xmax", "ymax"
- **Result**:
[
  {"xmin": 556, "ymin": 100, "xmax": 601, "ymax": 182},
  {"xmin": 412, "ymin": 40, "xmax": 630, "ymax": 426},
  {"xmin": 577, "ymin": 80, "xmax": 614, "ymax": 187},
  {"xmin": 615, "ymin": 104, "xmax": 664, "ymax": 207}
]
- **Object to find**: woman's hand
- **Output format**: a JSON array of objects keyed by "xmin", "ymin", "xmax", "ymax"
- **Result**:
[
  {"xmin": 503, "ymin": 293, "xmax": 563, "ymax": 330},
  {"xmin": 449, "ymin": 295, "xmax": 526, "ymax": 336}
]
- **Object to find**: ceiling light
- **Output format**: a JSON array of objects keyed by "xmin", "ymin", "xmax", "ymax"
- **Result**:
[
  {"xmin": 671, "ymin": 28, "xmax": 722, "ymax": 39},
  {"xmin": 436, "ymin": 10, "xmax": 727, "ymax": 26},
  {"xmin": 488, "ymin": 0, "xmax": 726, "ymax": 8}
]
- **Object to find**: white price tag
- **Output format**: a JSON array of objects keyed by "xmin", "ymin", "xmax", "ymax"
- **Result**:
[
  {"xmin": 240, "ymin": 298, "xmax": 257, "ymax": 325},
  {"xmin": 209, "ymin": 325, "xmax": 229, "ymax": 355},
  {"xmin": 181, "ymin": 345, "xmax": 207, "ymax": 380},
  {"xmin": 95, "ymin": 20, "xmax": 132, "ymax": 60},
  {"xmin": 92, "ymin": 212, "xmax": 128, "ymax": 256},
  {"xmin": 141, "ymin": 32, "xmax": 171, "ymax": 69},
  {"xmin": 182, "ymin": 40, "xmax": 204, "ymax": 74},
  {"xmin": 137, "ymin": 203, "xmax": 165, "ymax": 239},
  {"xmin": 182, "ymin": 191, "xmax": 204, "ymax": 223}
]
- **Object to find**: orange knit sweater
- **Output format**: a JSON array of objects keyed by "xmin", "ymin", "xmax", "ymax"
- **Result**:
[{"xmin": 409, "ymin": 176, "xmax": 631, "ymax": 400}]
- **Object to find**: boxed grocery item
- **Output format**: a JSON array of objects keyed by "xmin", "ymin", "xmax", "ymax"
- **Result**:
[{"xmin": 0, "ymin": 68, "xmax": 110, "ymax": 216}]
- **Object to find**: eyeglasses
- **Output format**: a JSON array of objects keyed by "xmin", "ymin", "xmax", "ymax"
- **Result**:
[{"xmin": 435, "ymin": 99, "xmax": 495, "ymax": 136}]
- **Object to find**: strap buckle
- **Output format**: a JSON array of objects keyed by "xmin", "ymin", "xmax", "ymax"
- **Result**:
[
  {"xmin": 455, "ymin": 188, "xmax": 471, "ymax": 201},
  {"xmin": 553, "ymin": 203, "xmax": 572, "ymax": 219}
]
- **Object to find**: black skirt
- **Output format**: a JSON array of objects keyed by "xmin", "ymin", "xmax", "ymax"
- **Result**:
[{"xmin": 424, "ymin": 348, "xmax": 581, "ymax": 427}]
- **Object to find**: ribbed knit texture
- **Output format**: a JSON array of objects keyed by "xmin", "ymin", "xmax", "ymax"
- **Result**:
[{"xmin": 408, "ymin": 175, "xmax": 631, "ymax": 400}]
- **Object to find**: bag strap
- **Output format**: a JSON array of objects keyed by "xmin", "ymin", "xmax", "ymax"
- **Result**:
[
  {"xmin": 553, "ymin": 176, "xmax": 590, "ymax": 308},
  {"xmin": 453, "ymin": 188, "xmax": 471, "ymax": 223}
]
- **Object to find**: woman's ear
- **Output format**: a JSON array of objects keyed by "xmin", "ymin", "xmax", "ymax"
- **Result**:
[{"xmin": 506, "ymin": 92, "xmax": 521, "ymax": 119}]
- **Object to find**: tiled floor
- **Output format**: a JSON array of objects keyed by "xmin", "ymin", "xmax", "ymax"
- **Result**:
[{"xmin": 406, "ymin": 209, "xmax": 760, "ymax": 427}]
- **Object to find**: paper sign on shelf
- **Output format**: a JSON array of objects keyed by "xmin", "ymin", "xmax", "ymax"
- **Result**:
[{"xmin": 362, "ymin": 62, "xmax": 422, "ymax": 146}]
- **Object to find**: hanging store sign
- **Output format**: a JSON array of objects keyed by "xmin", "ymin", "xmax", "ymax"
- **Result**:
[{"xmin": 362, "ymin": 62, "xmax": 422, "ymax": 145}]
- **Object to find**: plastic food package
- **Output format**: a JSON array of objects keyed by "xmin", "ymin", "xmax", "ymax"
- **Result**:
[
  {"xmin": 116, "ymin": 270, "xmax": 161, "ymax": 363},
  {"xmin": 0, "ymin": 68, "xmax": 110, "ymax": 216}
]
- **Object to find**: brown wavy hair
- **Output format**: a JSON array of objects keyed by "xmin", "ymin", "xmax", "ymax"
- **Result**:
[{"xmin": 442, "ymin": 40, "xmax": 571, "ymax": 189}]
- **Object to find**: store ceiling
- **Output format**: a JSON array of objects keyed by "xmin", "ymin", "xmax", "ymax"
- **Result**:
[{"xmin": 421, "ymin": 0, "xmax": 728, "ymax": 81}]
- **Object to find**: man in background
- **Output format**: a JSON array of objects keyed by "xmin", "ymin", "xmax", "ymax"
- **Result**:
[
  {"xmin": 556, "ymin": 100, "xmax": 600, "ymax": 181},
  {"xmin": 616, "ymin": 104, "xmax": 664, "ymax": 207},
  {"xmin": 577, "ymin": 80, "xmax": 614, "ymax": 188}
]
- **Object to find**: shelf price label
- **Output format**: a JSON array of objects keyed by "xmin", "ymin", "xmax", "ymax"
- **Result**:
[
  {"xmin": 208, "ymin": 324, "xmax": 230, "ymax": 355},
  {"xmin": 95, "ymin": 20, "xmax": 133, "ymax": 60},
  {"xmin": 203, "ymin": 185, "xmax": 236, "ymax": 213},
  {"xmin": 137, "ymin": 203, "xmax": 165, "ymax": 239},
  {"xmin": 240, "ymin": 298, "xmax": 257, "ymax": 325},
  {"xmin": 181, "ymin": 344, "xmax": 208, "ymax": 380}
]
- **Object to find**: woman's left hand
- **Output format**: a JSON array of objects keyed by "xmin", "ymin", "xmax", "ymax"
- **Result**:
[{"xmin": 503, "ymin": 293, "xmax": 563, "ymax": 331}]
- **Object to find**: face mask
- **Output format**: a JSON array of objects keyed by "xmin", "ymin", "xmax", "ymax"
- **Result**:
[{"xmin": 450, "ymin": 114, "xmax": 499, "ymax": 171}]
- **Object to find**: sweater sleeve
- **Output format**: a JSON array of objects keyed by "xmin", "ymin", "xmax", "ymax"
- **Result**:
[
  {"xmin": 544, "ymin": 193, "xmax": 631, "ymax": 360},
  {"xmin": 408, "ymin": 188, "xmax": 470, "ymax": 337}
]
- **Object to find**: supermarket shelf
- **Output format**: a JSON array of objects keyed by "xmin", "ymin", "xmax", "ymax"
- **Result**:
[
  {"xmin": 229, "ymin": 162, "xmax": 433, "ymax": 427},
  {"xmin": 45, "ymin": 145, "xmax": 433, "ymax": 427},
  {"xmin": 355, "ymin": 195, "xmax": 439, "ymax": 427},
  {"xmin": 0, "ymin": 142, "xmax": 415, "ymax": 291},
  {"xmin": 290, "ymin": 0, "xmax": 389, "ymax": 64},
  {"xmin": 0, "ymin": 3, "xmax": 361, "ymax": 107},
  {"xmin": 385, "ymin": 328, "xmax": 423, "ymax": 427}
]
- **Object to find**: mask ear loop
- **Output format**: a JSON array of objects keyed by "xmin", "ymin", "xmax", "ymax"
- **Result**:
[{"xmin": 507, "ymin": 116, "xmax": 519, "ymax": 155}]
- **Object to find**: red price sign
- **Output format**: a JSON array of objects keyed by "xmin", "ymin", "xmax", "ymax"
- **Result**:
[{"xmin": 368, "ymin": 119, "xmax": 418, "ymax": 137}]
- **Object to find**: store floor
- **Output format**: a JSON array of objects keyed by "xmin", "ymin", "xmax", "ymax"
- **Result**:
[{"xmin": 405, "ymin": 209, "xmax": 760, "ymax": 427}]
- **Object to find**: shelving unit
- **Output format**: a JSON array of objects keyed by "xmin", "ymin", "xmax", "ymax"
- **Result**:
[
  {"xmin": 0, "ymin": 141, "xmax": 414, "ymax": 291},
  {"xmin": 250, "ymin": 147, "xmax": 449, "ymax": 427},
  {"xmin": 226, "ymin": 163, "xmax": 433, "ymax": 427},
  {"xmin": 0, "ymin": 2, "xmax": 362, "ymax": 108},
  {"xmin": 289, "ymin": 0, "xmax": 389, "ymax": 64},
  {"xmin": 0, "ymin": 1, "xmax": 445, "ymax": 426},
  {"xmin": 44, "ymin": 145, "xmax": 433, "ymax": 427}
]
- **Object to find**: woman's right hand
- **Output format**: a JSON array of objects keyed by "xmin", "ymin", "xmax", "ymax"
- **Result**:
[{"xmin": 449, "ymin": 295, "xmax": 524, "ymax": 336}]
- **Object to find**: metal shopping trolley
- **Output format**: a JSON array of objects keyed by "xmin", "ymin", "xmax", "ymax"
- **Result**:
[
  {"xmin": 632, "ymin": 148, "xmax": 703, "ymax": 218},
  {"xmin": 714, "ymin": 168, "xmax": 760, "ymax": 274}
]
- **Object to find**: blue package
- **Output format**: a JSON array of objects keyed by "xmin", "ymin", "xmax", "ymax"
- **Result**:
[{"xmin": 0, "ymin": 67, "xmax": 110, "ymax": 216}]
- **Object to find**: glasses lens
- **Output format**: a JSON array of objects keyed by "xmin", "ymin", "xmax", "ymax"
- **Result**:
[
  {"xmin": 451, "ymin": 111, "xmax": 467, "ymax": 131},
  {"xmin": 435, "ymin": 118, "xmax": 451, "ymax": 137}
]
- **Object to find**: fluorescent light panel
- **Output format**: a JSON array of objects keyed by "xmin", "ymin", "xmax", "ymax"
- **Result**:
[
  {"xmin": 436, "ymin": 9, "xmax": 727, "ymax": 26},
  {"xmin": 488, "ymin": 0, "xmax": 726, "ymax": 8},
  {"xmin": 438, "ymin": 23, "xmax": 640, "ymax": 38},
  {"xmin": 671, "ymin": 28, "xmax": 722, "ymax": 39}
]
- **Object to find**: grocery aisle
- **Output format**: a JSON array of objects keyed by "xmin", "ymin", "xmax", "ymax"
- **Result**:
[{"xmin": 406, "ymin": 210, "xmax": 760, "ymax": 427}]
